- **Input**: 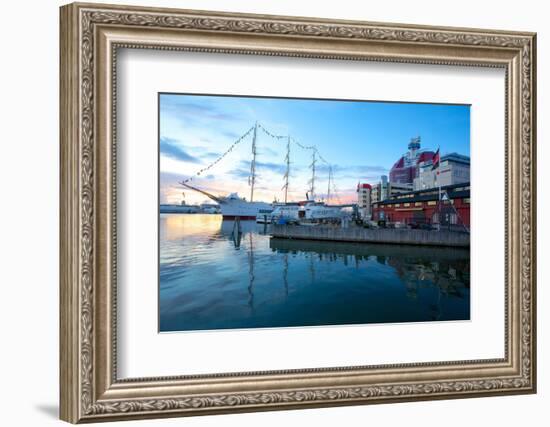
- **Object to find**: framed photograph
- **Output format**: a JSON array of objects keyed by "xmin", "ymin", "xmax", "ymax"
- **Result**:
[{"xmin": 60, "ymin": 2, "xmax": 537, "ymax": 423}]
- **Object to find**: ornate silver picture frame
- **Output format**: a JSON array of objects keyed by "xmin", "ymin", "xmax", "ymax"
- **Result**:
[{"xmin": 60, "ymin": 2, "xmax": 536, "ymax": 423}]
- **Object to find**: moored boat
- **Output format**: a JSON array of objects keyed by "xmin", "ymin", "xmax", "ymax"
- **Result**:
[
  {"xmin": 300, "ymin": 202, "xmax": 344, "ymax": 220},
  {"xmin": 256, "ymin": 208, "xmax": 275, "ymax": 223},
  {"xmin": 219, "ymin": 193, "xmax": 272, "ymax": 220}
]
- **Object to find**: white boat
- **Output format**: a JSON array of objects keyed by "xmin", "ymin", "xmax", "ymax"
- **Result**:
[
  {"xmin": 260, "ymin": 201, "xmax": 343, "ymax": 223},
  {"xmin": 299, "ymin": 202, "xmax": 343, "ymax": 220},
  {"xmin": 270, "ymin": 204, "xmax": 301, "ymax": 221},
  {"xmin": 255, "ymin": 208, "xmax": 275, "ymax": 223},
  {"xmin": 276, "ymin": 204, "xmax": 301, "ymax": 220},
  {"xmin": 219, "ymin": 193, "xmax": 272, "ymax": 220},
  {"xmin": 257, "ymin": 203, "xmax": 305, "ymax": 223}
]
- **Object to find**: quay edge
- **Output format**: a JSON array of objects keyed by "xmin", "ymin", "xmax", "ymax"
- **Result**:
[{"xmin": 270, "ymin": 224, "xmax": 470, "ymax": 247}]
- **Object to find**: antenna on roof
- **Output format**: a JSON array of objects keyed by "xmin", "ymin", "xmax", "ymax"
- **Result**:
[{"xmin": 408, "ymin": 136, "xmax": 421, "ymax": 151}]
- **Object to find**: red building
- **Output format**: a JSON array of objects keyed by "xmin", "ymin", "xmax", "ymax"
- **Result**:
[
  {"xmin": 389, "ymin": 138, "xmax": 436, "ymax": 184},
  {"xmin": 372, "ymin": 182, "xmax": 470, "ymax": 230}
]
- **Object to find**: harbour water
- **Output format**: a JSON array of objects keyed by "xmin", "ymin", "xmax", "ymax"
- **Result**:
[{"xmin": 159, "ymin": 214, "xmax": 470, "ymax": 332}]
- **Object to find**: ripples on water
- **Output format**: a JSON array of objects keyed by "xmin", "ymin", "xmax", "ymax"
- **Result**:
[{"xmin": 159, "ymin": 214, "xmax": 470, "ymax": 332}]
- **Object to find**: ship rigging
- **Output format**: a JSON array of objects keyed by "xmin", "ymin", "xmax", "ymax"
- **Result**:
[{"xmin": 178, "ymin": 121, "xmax": 346, "ymax": 219}]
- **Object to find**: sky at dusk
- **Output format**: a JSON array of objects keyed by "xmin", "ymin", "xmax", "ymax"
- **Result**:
[{"xmin": 159, "ymin": 93, "xmax": 470, "ymax": 205}]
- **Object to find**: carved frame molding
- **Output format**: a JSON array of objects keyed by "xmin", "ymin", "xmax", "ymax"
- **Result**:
[{"xmin": 60, "ymin": 2, "xmax": 536, "ymax": 423}]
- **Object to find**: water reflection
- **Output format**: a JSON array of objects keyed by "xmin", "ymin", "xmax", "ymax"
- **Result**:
[
  {"xmin": 269, "ymin": 239, "xmax": 469, "ymax": 322},
  {"xmin": 160, "ymin": 214, "xmax": 470, "ymax": 332}
]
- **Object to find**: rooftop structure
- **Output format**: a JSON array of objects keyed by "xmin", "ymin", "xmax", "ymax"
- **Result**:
[{"xmin": 389, "ymin": 136, "xmax": 435, "ymax": 185}]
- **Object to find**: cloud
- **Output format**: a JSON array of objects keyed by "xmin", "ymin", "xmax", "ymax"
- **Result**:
[
  {"xmin": 199, "ymin": 151, "xmax": 222, "ymax": 160},
  {"xmin": 255, "ymin": 161, "xmax": 287, "ymax": 175},
  {"xmin": 316, "ymin": 164, "xmax": 387, "ymax": 175},
  {"xmin": 160, "ymin": 171, "xmax": 218, "ymax": 187},
  {"xmin": 226, "ymin": 160, "xmax": 293, "ymax": 185},
  {"xmin": 257, "ymin": 146, "xmax": 279, "ymax": 157},
  {"xmin": 221, "ymin": 130, "xmax": 240, "ymax": 139},
  {"xmin": 160, "ymin": 97, "xmax": 241, "ymax": 122},
  {"xmin": 160, "ymin": 171, "xmax": 187, "ymax": 184},
  {"xmin": 233, "ymin": 160, "xmax": 288, "ymax": 176},
  {"xmin": 355, "ymin": 165, "xmax": 388, "ymax": 174},
  {"xmin": 160, "ymin": 137, "xmax": 201, "ymax": 163},
  {"xmin": 227, "ymin": 168, "xmax": 251, "ymax": 179},
  {"xmin": 160, "ymin": 171, "xmax": 205, "ymax": 189}
]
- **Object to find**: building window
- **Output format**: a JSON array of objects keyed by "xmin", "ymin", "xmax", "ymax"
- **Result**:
[
  {"xmin": 463, "ymin": 198, "xmax": 470, "ymax": 204},
  {"xmin": 404, "ymin": 203, "xmax": 410, "ymax": 207},
  {"xmin": 427, "ymin": 201, "xmax": 437, "ymax": 206},
  {"xmin": 394, "ymin": 204, "xmax": 400, "ymax": 208},
  {"xmin": 432, "ymin": 212, "xmax": 439, "ymax": 224},
  {"xmin": 450, "ymin": 213, "xmax": 458, "ymax": 225},
  {"xmin": 415, "ymin": 202, "xmax": 422, "ymax": 207}
]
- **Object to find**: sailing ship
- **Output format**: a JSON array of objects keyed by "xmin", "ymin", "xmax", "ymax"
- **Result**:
[{"xmin": 179, "ymin": 122, "xmax": 348, "ymax": 221}]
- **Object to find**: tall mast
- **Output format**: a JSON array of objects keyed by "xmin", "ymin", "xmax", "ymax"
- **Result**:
[
  {"xmin": 327, "ymin": 166, "xmax": 332, "ymax": 203},
  {"xmin": 249, "ymin": 121, "xmax": 258, "ymax": 202},
  {"xmin": 309, "ymin": 150, "xmax": 317, "ymax": 201},
  {"xmin": 283, "ymin": 135, "xmax": 291, "ymax": 203}
]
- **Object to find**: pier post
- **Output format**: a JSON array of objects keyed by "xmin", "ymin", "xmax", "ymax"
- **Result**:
[{"xmin": 232, "ymin": 218, "xmax": 242, "ymax": 247}]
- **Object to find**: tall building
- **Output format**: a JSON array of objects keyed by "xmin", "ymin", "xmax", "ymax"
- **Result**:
[
  {"xmin": 414, "ymin": 153, "xmax": 470, "ymax": 190},
  {"xmin": 380, "ymin": 175, "xmax": 389, "ymax": 200},
  {"xmin": 389, "ymin": 137, "xmax": 435, "ymax": 185},
  {"xmin": 357, "ymin": 183, "xmax": 372, "ymax": 219},
  {"xmin": 371, "ymin": 176, "xmax": 412, "ymax": 205}
]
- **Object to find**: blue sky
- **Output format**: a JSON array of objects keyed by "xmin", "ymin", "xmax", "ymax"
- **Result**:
[{"xmin": 159, "ymin": 93, "xmax": 470, "ymax": 205}]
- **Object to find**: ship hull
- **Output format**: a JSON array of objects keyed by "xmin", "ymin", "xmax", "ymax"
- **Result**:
[
  {"xmin": 219, "ymin": 198, "xmax": 272, "ymax": 220},
  {"xmin": 223, "ymin": 215, "xmax": 257, "ymax": 220}
]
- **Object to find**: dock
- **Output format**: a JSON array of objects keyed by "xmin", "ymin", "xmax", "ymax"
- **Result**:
[{"xmin": 270, "ymin": 224, "xmax": 469, "ymax": 247}]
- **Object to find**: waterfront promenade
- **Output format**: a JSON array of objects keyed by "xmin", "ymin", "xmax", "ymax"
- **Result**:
[{"xmin": 271, "ymin": 224, "xmax": 470, "ymax": 247}]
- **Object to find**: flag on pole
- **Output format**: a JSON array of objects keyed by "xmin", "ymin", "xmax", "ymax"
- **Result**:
[{"xmin": 432, "ymin": 148, "xmax": 440, "ymax": 170}]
